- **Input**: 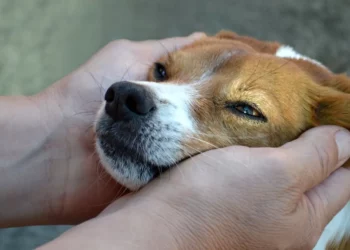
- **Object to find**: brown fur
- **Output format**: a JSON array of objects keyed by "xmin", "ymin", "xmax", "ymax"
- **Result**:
[
  {"xmin": 327, "ymin": 237, "xmax": 350, "ymax": 250},
  {"xmin": 215, "ymin": 30, "xmax": 281, "ymax": 54},
  {"xmin": 148, "ymin": 31, "xmax": 350, "ymax": 249}
]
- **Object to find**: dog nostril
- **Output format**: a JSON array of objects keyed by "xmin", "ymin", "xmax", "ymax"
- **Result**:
[
  {"xmin": 125, "ymin": 93, "xmax": 156, "ymax": 115},
  {"xmin": 125, "ymin": 95, "xmax": 139, "ymax": 114},
  {"xmin": 105, "ymin": 88, "xmax": 115, "ymax": 103},
  {"xmin": 104, "ymin": 81, "xmax": 156, "ymax": 120}
]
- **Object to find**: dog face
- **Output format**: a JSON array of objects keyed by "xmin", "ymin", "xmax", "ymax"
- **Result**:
[{"xmin": 94, "ymin": 31, "xmax": 350, "ymax": 190}]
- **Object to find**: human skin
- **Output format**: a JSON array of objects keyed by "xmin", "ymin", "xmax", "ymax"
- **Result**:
[
  {"xmin": 0, "ymin": 32, "xmax": 205, "ymax": 227},
  {"xmin": 1, "ymin": 33, "xmax": 350, "ymax": 249},
  {"xmin": 39, "ymin": 126, "xmax": 350, "ymax": 250}
]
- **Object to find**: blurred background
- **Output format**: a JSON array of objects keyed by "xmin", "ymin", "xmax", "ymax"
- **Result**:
[{"xmin": 0, "ymin": 0, "xmax": 349, "ymax": 248}]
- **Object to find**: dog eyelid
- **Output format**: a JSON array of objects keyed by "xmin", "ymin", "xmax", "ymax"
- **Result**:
[
  {"xmin": 225, "ymin": 101, "xmax": 267, "ymax": 122},
  {"xmin": 153, "ymin": 63, "xmax": 168, "ymax": 81}
]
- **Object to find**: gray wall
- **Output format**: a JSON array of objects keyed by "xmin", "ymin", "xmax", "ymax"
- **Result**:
[{"xmin": 0, "ymin": 0, "xmax": 349, "ymax": 249}]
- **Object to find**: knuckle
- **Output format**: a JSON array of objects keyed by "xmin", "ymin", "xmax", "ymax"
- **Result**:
[
  {"xmin": 254, "ymin": 148, "xmax": 294, "ymax": 181},
  {"xmin": 192, "ymin": 31, "xmax": 206, "ymax": 37},
  {"xmin": 262, "ymin": 149, "xmax": 290, "ymax": 171},
  {"xmin": 108, "ymin": 39, "xmax": 133, "ymax": 49},
  {"xmin": 312, "ymin": 142, "xmax": 336, "ymax": 176}
]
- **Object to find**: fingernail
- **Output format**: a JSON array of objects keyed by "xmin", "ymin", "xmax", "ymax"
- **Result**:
[{"xmin": 335, "ymin": 130, "xmax": 350, "ymax": 162}]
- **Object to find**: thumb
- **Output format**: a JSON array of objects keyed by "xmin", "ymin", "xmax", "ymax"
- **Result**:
[
  {"xmin": 281, "ymin": 126, "xmax": 350, "ymax": 192},
  {"xmin": 281, "ymin": 126, "xmax": 350, "ymax": 228},
  {"xmin": 306, "ymin": 166, "xmax": 350, "ymax": 227},
  {"xmin": 158, "ymin": 32, "xmax": 207, "ymax": 48}
]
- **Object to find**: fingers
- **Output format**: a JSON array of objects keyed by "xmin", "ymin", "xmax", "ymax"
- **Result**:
[
  {"xmin": 306, "ymin": 167, "xmax": 350, "ymax": 226},
  {"xmin": 147, "ymin": 32, "xmax": 207, "ymax": 58},
  {"xmin": 158, "ymin": 32, "xmax": 206, "ymax": 47},
  {"xmin": 281, "ymin": 126, "xmax": 350, "ymax": 192}
]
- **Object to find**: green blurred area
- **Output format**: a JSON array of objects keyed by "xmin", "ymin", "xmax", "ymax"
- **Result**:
[
  {"xmin": 1, "ymin": 0, "xmax": 350, "ymax": 97},
  {"xmin": 0, "ymin": 0, "xmax": 103, "ymax": 95},
  {"xmin": 0, "ymin": 0, "xmax": 349, "ymax": 249}
]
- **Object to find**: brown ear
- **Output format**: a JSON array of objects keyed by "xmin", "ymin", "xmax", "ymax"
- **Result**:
[
  {"xmin": 285, "ymin": 58, "xmax": 350, "ymax": 94},
  {"xmin": 315, "ymin": 89, "xmax": 350, "ymax": 129},
  {"xmin": 215, "ymin": 30, "xmax": 281, "ymax": 54},
  {"xmin": 332, "ymin": 74, "xmax": 350, "ymax": 94}
]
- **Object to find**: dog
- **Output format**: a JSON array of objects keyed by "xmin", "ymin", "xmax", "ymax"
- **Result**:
[{"xmin": 94, "ymin": 31, "xmax": 350, "ymax": 249}]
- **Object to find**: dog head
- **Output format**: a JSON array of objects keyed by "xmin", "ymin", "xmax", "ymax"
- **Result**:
[{"xmin": 94, "ymin": 31, "xmax": 350, "ymax": 190}]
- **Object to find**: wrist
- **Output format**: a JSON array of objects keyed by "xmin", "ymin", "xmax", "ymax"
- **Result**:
[
  {"xmin": 0, "ymin": 82, "xmax": 65, "ymax": 227},
  {"xmin": 127, "ymin": 177, "xmax": 252, "ymax": 250},
  {"xmin": 109, "ymin": 188, "xmax": 245, "ymax": 250},
  {"xmin": 41, "ymin": 192, "xmax": 244, "ymax": 250},
  {"xmin": 37, "ymin": 196, "xmax": 177, "ymax": 250}
]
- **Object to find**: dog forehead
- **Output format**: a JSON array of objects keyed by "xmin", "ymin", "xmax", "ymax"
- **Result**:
[
  {"xmin": 171, "ymin": 38, "xmax": 292, "ymax": 73},
  {"xmin": 171, "ymin": 43, "xmax": 248, "ymax": 63},
  {"xmin": 166, "ymin": 37, "xmax": 258, "ymax": 67},
  {"xmin": 177, "ymin": 35, "xmax": 328, "ymax": 79},
  {"xmin": 159, "ymin": 43, "xmax": 248, "ymax": 81},
  {"xmin": 160, "ymin": 34, "xmax": 329, "ymax": 94}
]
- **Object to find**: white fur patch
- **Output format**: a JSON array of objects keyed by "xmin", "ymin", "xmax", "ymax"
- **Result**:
[
  {"xmin": 276, "ymin": 45, "xmax": 326, "ymax": 68},
  {"xmin": 95, "ymin": 141, "xmax": 148, "ymax": 190},
  {"xmin": 95, "ymin": 80, "xmax": 199, "ymax": 189},
  {"xmin": 314, "ymin": 202, "xmax": 350, "ymax": 250},
  {"xmin": 199, "ymin": 69, "xmax": 213, "ymax": 82},
  {"xmin": 199, "ymin": 50, "xmax": 239, "ymax": 82},
  {"xmin": 94, "ymin": 101, "xmax": 107, "ymax": 129},
  {"xmin": 133, "ymin": 80, "xmax": 198, "ymax": 134}
]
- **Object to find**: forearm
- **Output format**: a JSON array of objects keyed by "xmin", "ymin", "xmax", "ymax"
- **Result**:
[
  {"xmin": 0, "ymin": 95, "xmax": 54, "ymax": 166},
  {"xmin": 0, "ymin": 85, "xmax": 63, "ymax": 227},
  {"xmin": 38, "ymin": 198, "xmax": 187, "ymax": 250},
  {"xmin": 37, "ymin": 190, "xmax": 242, "ymax": 250}
]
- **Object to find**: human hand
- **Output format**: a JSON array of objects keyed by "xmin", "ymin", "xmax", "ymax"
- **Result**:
[
  {"xmin": 39, "ymin": 126, "xmax": 350, "ymax": 249},
  {"xmin": 24, "ymin": 32, "xmax": 205, "ymax": 225}
]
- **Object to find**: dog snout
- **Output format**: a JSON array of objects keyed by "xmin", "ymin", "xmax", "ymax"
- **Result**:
[{"xmin": 104, "ymin": 81, "xmax": 156, "ymax": 121}]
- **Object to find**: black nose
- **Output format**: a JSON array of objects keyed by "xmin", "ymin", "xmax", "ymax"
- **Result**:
[{"xmin": 104, "ymin": 81, "xmax": 156, "ymax": 121}]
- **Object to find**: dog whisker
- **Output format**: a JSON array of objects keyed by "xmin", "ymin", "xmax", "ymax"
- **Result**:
[
  {"xmin": 71, "ymin": 110, "xmax": 98, "ymax": 116},
  {"xmin": 182, "ymin": 142, "xmax": 225, "ymax": 166},
  {"xmin": 185, "ymin": 135, "xmax": 222, "ymax": 149},
  {"xmin": 246, "ymin": 60, "xmax": 290, "ymax": 87},
  {"xmin": 156, "ymin": 40, "xmax": 172, "ymax": 61},
  {"xmin": 181, "ymin": 150, "xmax": 205, "ymax": 173},
  {"xmin": 83, "ymin": 69, "xmax": 107, "ymax": 102},
  {"xmin": 194, "ymin": 131, "xmax": 270, "ymax": 140},
  {"xmin": 120, "ymin": 63, "xmax": 135, "ymax": 82}
]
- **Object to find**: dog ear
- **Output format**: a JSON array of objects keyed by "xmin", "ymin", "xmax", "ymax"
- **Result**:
[
  {"xmin": 314, "ymin": 88, "xmax": 350, "ymax": 129},
  {"xmin": 285, "ymin": 58, "xmax": 350, "ymax": 94},
  {"xmin": 331, "ymin": 74, "xmax": 350, "ymax": 94},
  {"xmin": 216, "ymin": 31, "xmax": 350, "ymax": 94},
  {"xmin": 215, "ymin": 30, "xmax": 281, "ymax": 54}
]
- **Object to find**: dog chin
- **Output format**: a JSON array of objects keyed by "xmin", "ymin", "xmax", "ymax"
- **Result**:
[{"xmin": 95, "ymin": 140, "xmax": 163, "ymax": 190}]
